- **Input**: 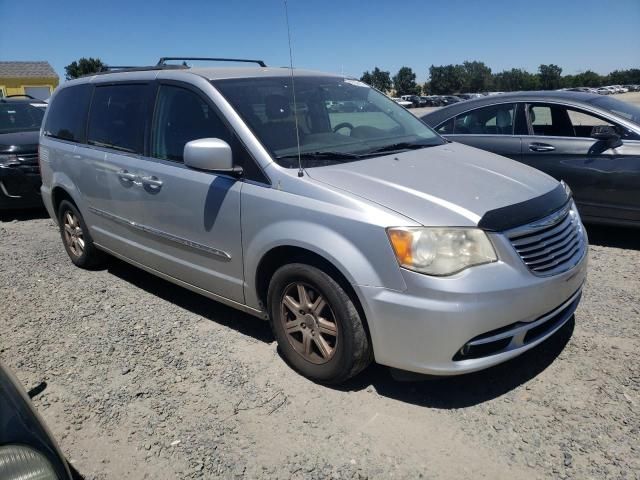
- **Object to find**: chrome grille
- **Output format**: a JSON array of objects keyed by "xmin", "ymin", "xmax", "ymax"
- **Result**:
[{"xmin": 506, "ymin": 202, "xmax": 586, "ymax": 276}]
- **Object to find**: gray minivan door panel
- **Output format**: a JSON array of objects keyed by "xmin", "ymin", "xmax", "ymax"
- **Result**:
[
  {"xmin": 133, "ymin": 160, "xmax": 245, "ymax": 303},
  {"xmin": 129, "ymin": 82, "xmax": 246, "ymax": 303}
]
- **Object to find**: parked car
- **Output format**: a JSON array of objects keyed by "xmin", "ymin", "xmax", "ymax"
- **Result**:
[
  {"xmin": 440, "ymin": 95, "xmax": 464, "ymax": 105},
  {"xmin": 596, "ymin": 87, "xmax": 610, "ymax": 95},
  {"xmin": 0, "ymin": 361, "xmax": 73, "ymax": 480},
  {"xmin": 420, "ymin": 95, "xmax": 443, "ymax": 107},
  {"xmin": 457, "ymin": 93, "xmax": 483, "ymax": 100},
  {"xmin": 40, "ymin": 59, "xmax": 587, "ymax": 383},
  {"xmin": 400, "ymin": 95, "xmax": 421, "ymax": 107},
  {"xmin": 421, "ymin": 90, "xmax": 640, "ymax": 227},
  {"xmin": 0, "ymin": 96, "xmax": 46, "ymax": 210},
  {"xmin": 393, "ymin": 97, "xmax": 413, "ymax": 108}
]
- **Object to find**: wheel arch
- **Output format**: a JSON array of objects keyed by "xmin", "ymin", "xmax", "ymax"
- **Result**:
[
  {"xmin": 51, "ymin": 186, "xmax": 78, "ymax": 217},
  {"xmin": 254, "ymin": 245, "xmax": 373, "ymax": 344}
]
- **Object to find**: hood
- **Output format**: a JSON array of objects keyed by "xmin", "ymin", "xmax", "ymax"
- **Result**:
[
  {"xmin": 306, "ymin": 142, "xmax": 559, "ymax": 227},
  {"xmin": 0, "ymin": 130, "xmax": 40, "ymax": 153}
]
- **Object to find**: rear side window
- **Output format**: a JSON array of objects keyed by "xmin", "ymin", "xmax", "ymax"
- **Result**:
[
  {"xmin": 435, "ymin": 118, "xmax": 454, "ymax": 135},
  {"xmin": 44, "ymin": 84, "xmax": 92, "ymax": 142},
  {"xmin": 87, "ymin": 84, "xmax": 149, "ymax": 153},
  {"xmin": 454, "ymin": 104, "xmax": 516, "ymax": 135}
]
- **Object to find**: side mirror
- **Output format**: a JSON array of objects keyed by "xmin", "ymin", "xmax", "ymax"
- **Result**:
[
  {"xmin": 590, "ymin": 125, "xmax": 622, "ymax": 148},
  {"xmin": 183, "ymin": 138, "xmax": 243, "ymax": 176}
]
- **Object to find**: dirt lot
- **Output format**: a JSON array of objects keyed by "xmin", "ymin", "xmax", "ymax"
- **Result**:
[{"xmin": 1, "ymin": 209, "xmax": 639, "ymax": 479}]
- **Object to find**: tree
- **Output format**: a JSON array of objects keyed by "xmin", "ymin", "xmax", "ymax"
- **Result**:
[
  {"xmin": 609, "ymin": 68, "xmax": 640, "ymax": 85},
  {"xmin": 493, "ymin": 68, "xmax": 539, "ymax": 91},
  {"xmin": 428, "ymin": 64, "xmax": 465, "ymax": 94},
  {"xmin": 393, "ymin": 67, "xmax": 419, "ymax": 96},
  {"xmin": 64, "ymin": 57, "xmax": 106, "ymax": 80},
  {"xmin": 462, "ymin": 61, "xmax": 492, "ymax": 92},
  {"xmin": 538, "ymin": 64, "xmax": 563, "ymax": 90},
  {"xmin": 360, "ymin": 67, "xmax": 393, "ymax": 93}
]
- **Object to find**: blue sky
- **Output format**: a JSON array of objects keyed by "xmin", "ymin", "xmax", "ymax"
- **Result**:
[{"xmin": 2, "ymin": 0, "xmax": 639, "ymax": 82}]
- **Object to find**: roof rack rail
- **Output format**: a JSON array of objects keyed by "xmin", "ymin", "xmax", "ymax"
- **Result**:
[
  {"xmin": 89, "ymin": 64, "xmax": 188, "ymax": 77},
  {"xmin": 157, "ymin": 57, "xmax": 267, "ymax": 68}
]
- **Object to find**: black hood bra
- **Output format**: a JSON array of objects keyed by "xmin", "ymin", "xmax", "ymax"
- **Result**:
[{"xmin": 478, "ymin": 183, "xmax": 571, "ymax": 231}]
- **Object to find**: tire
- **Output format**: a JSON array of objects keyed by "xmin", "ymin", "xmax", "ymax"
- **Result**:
[
  {"xmin": 268, "ymin": 263, "xmax": 372, "ymax": 383},
  {"xmin": 57, "ymin": 200, "xmax": 105, "ymax": 268}
]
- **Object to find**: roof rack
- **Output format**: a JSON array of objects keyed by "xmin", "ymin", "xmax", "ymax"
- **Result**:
[
  {"xmin": 86, "ymin": 57, "xmax": 267, "ymax": 78},
  {"xmin": 157, "ymin": 57, "xmax": 267, "ymax": 68},
  {"xmin": 90, "ymin": 64, "xmax": 188, "ymax": 76}
]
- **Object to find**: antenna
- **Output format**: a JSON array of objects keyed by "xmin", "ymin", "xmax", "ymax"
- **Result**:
[{"xmin": 284, "ymin": 0, "xmax": 304, "ymax": 178}]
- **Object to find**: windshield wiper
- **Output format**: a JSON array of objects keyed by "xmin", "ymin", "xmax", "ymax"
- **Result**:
[
  {"xmin": 362, "ymin": 141, "xmax": 436, "ymax": 155},
  {"xmin": 276, "ymin": 151, "xmax": 363, "ymax": 161}
]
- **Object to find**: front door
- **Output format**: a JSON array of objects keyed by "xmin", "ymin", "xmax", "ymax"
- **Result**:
[
  {"xmin": 133, "ymin": 83, "xmax": 245, "ymax": 303},
  {"xmin": 520, "ymin": 102, "xmax": 640, "ymax": 223}
]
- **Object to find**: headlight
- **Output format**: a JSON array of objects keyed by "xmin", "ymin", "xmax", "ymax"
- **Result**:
[
  {"xmin": 387, "ymin": 227, "xmax": 497, "ymax": 276},
  {"xmin": 0, "ymin": 445, "xmax": 59, "ymax": 480},
  {"xmin": 0, "ymin": 153, "xmax": 18, "ymax": 166}
]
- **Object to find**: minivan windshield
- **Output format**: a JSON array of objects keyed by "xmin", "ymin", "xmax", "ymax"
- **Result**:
[
  {"xmin": 213, "ymin": 76, "xmax": 444, "ymax": 168},
  {"xmin": 0, "ymin": 103, "xmax": 45, "ymax": 134}
]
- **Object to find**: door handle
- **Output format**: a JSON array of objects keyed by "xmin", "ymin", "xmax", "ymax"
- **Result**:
[
  {"xmin": 140, "ymin": 175, "xmax": 163, "ymax": 189},
  {"xmin": 117, "ymin": 170, "xmax": 139, "ymax": 183},
  {"xmin": 529, "ymin": 143, "xmax": 555, "ymax": 152}
]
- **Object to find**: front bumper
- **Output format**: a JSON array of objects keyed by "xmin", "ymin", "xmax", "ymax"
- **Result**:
[
  {"xmin": 0, "ymin": 167, "xmax": 43, "ymax": 210},
  {"xmin": 357, "ymin": 232, "xmax": 588, "ymax": 376}
]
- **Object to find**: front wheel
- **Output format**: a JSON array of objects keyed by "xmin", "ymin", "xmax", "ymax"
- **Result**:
[{"xmin": 268, "ymin": 263, "xmax": 372, "ymax": 383}]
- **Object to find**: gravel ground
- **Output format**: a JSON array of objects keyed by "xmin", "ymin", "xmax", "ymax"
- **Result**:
[{"xmin": 1, "ymin": 211, "xmax": 638, "ymax": 480}]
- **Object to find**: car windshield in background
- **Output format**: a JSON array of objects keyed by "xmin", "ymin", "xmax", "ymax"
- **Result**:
[
  {"xmin": 0, "ymin": 103, "xmax": 45, "ymax": 134},
  {"xmin": 588, "ymin": 96, "xmax": 640, "ymax": 124},
  {"xmin": 213, "ymin": 76, "xmax": 444, "ymax": 168}
]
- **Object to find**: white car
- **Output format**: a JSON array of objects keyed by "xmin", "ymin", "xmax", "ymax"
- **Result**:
[{"xmin": 393, "ymin": 97, "xmax": 413, "ymax": 108}]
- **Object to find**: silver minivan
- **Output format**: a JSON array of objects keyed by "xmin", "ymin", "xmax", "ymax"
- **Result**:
[{"xmin": 39, "ymin": 59, "xmax": 588, "ymax": 383}]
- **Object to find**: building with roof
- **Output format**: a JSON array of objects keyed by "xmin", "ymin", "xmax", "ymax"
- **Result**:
[{"xmin": 0, "ymin": 61, "xmax": 59, "ymax": 100}]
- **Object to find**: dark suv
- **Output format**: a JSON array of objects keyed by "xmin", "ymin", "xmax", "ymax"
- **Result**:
[{"xmin": 0, "ymin": 96, "xmax": 46, "ymax": 209}]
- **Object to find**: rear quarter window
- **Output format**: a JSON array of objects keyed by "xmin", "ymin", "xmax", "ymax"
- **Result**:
[
  {"xmin": 44, "ymin": 84, "xmax": 93, "ymax": 142},
  {"xmin": 87, "ymin": 84, "xmax": 149, "ymax": 154}
]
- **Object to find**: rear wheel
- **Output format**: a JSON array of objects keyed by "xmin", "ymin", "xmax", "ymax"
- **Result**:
[
  {"xmin": 57, "ymin": 200, "xmax": 105, "ymax": 268},
  {"xmin": 268, "ymin": 263, "xmax": 372, "ymax": 383}
]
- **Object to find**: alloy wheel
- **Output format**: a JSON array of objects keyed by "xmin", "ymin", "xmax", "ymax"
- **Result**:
[
  {"xmin": 63, "ymin": 211, "xmax": 85, "ymax": 258},
  {"xmin": 280, "ymin": 282, "xmax": 339, "ymax": 364}
]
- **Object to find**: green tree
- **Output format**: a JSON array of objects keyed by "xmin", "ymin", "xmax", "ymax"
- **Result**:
[
  {"xmin": 494, "ymin": 68, "xmax": 539, "ymax": 91},
  {"xmin": 609, "ymin": 68, "xmax": 640, "ymax": 85},
  {"xmin": 361, "ymin": 67, "xmax": 393, "ymax": 93},
  {"xmin": 577, "ymin": 70, "xmax": 604, "ymax": 87},
  {"xmin": 538, "ymin": 64, "xmax": 563, "ymax": 90},
  {"xmin": 393, "ymin": 67, "xmax": 419, "ymax": 96},
  {"xmin": 360, "ymin": 71, "xmax": 373, "ymax": 85},
  {"xmin": 428, "ymin": 64, "xmax": 465, "ymax": 94},
  {"xmin": 64, "ymin": 57, "xmax": 106, "ymax": 80},
  {"xmin": 462, "ymin": 61, "xmax": 492, "ymax": 92}
]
